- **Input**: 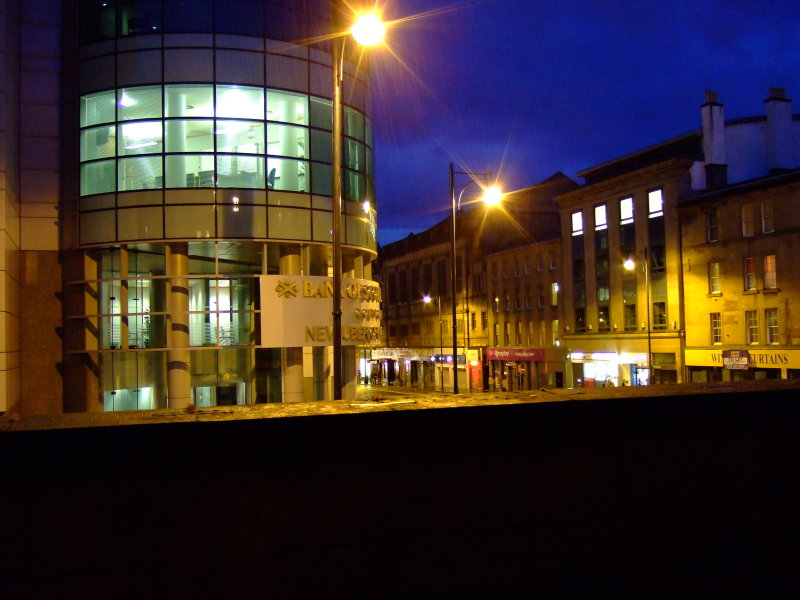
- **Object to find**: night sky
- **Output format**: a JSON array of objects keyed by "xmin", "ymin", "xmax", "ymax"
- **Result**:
[{"xmin": 367, "ymin": 0, "xmax": 800, "ymax": 245}]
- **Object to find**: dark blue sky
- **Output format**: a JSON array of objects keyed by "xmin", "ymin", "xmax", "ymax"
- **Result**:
[{"xmin": 367, "ymin": 0, "xmax": 800, "ymax": 245}]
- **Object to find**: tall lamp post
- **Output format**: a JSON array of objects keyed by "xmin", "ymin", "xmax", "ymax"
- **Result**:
[
  {"xmin": 624, "ymin": 249, "xmax": 651, "ymax": 385},
  {"xmin": 423, "ymin": 294, "xmax": 443, "ymax": 390},
  {"xmin": 449, "ymin": 163, "xmax": 503, "ymax": 393},
  {"xmin": 332, "ymin": 10, "xmax": 385, "ymax": 400}
]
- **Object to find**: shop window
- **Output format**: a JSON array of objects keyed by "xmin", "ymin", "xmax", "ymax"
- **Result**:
[
  {"xmin": 710, "ymin": 312, "xmax": 722, "ymax": 344},
  {"xmin": 746, "ymin": 310, "xmax": 759, "ymax": 344},
  {"xmin": 766, "ymin": 308, "xmax": 779, "ymax": 344}
]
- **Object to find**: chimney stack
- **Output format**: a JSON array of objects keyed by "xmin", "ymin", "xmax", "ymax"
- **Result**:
[
  {"xmin": 701, "ymin": 90, "xmax": 727, "ymax": 189},
  {"xmin": 765, "ymin": 87, "xmax": 793, "ymax": 173}
]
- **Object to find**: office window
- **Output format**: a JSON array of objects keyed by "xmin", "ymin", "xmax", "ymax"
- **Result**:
[
  {"xmin": 744, "ymin": 257, "xmax": 756, "ymax": 291},
  {"xmin": 504, "ymin": 292, "xmax": 510, "ymax": 311},
  {"xmin": 571, "ymin": 210, "xmax": 583, "ymax": 236},
  {"xmin": 552, "ymin": 320, "xmax": 560, "ymax": 346},
  {"xmin": 764, "ymin": 255, "xmax": 777, "ymax": 289},
  {"xmin": 653, "ymin": 302, "xmax": 667, "ymax": 330},
  {"xmin": 766, "ymin": 308, "xmax": 779, "ymax": 344},
  {"xmin": 513, "ymin": 258, "xmax": 520, "ymax": 277},
  {"xmin": 708, "ymin": 262, "xmax": 720, "ymax": 294},
  {"xmin": 504, "ymin": 322, "xmax": 510, "ymax": 345},
  {"xmin": 620, "ymin": 196, "xmax": 633, "ymax": 224},
  {"xmin": 493, "ymin": 323, "xmax": 499, "ymax": 346},
  {"xmin": 706, "ymin": 209, "xmax": 718, "ymax": 242},
  {"xmin": 528, "ymin": 321, "xmax": 535, "ymax": 345},
  {"xmin": 710, "ymin": 312, "xmax": 722, "ymax": 344},
  {"xmin": 481, "ymin": 311, "xmax": 488, "ymax": 330},
  {"xmin": 648, "ymin": 189, "xmax": 663, "ymax": 217},
  {"xmin": 549, "ymin": 250, "xmax": 557, "ymax": 270},
  {"xmin": 624, "ymin": 304, "xmax": 637, "ymax": 332},
  {"xmin": 551, "ymin": 282, "xmax": 559, "ymax": 306},
  {"xmin": 525, "ymin": 288, "xmax": 532, "ymax": 309},
  {"xmin": 515, "ymin": 289, "xmax": 521, "ymax": 311},
  {"xmin": 575, "ymin": 308, "xmax": 586, "ymax": 333},
  {"xmin": 762, "ymin": 199, "xmax": 774, "ymax": 234},
  {"xmin": 493, "ymin": 296, "xmax": 499, "ymax": 313},
  {"xmin": 594, "ymin": 204, "xmax": 607, "ymax": 230},
  {"xmin": 503, "ymin": 261, "xmax": 509, "ymax": 278},
  {"xmin": 469, "ymin": 311, "xmax": 475, "ymax": 332},
  {"xmin": 598, "ymin": 306, "xmax": 610, "ymax": 332},
  {"xmin": 536, "ymin": 254, "xmax": 544, "ymax": 271},
  {"xmin": 524, "ymin": 256, "xmax": 531, "ymax": 275},
  {"xmin": 746, "ymin": 310, "xmax": 759, "ymax": 344},
  {"xmin": 491, "ymin": 262, "xmax": 498, "ymax": 281},
  {"xmin": 537, "ymin": 285, "xmax": 544, "ymax": 308},
  {"xmin": 516, "ymin": 322, "xmax": 523, "ymax": 345},
  {"xmin": 742, "ymin": 204, "xmax": 754, "ymax": 237}
]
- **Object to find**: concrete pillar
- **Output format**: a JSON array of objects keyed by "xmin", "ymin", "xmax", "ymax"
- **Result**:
[
  {"xmin": 167, "ymin": 243, "xmax": 191, "ymax": 408},
  {"xmin": 280, "ymin": 245, "xmax": 304, "ymax": 403}
]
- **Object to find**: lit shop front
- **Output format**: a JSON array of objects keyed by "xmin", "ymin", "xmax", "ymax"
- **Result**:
[
  {"xmin": 486, "ymin": 347, "xmax": 566, "ymax": 391},
  {"xmin": 686, "ymin": 348, "xmax": 800, "ymax": 382}
]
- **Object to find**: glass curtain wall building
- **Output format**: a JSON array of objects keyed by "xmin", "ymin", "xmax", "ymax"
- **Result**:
[{"xmin": 63, "ymin": 1, "xmax": 377, "ymax": 411}]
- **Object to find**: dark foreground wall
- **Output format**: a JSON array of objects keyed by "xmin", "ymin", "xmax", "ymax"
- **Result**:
[{"xmin": 3, "ymin": 389, "xmax": 800, "ymax": 597}]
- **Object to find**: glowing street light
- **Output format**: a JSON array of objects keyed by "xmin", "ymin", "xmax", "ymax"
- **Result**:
[
  {"xmin": 332, "ymin": 9, "xmax": 386, "ymax": 401},
  {"xmin": 449, "ymin": 163, "xmax": 503, "ymax": 393}
]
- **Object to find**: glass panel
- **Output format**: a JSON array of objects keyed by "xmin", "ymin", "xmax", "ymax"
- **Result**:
[
  {"xmin": 81, "ymin": 159, "xmax": 116, "ymax": 196},
  {"xmin": 217, "ymin": 155, "xmax": 265, "ymax": 188},
  {"xmin": 165, "ymin": 205, "xmax": 215, "ymax": 238},
  {"xmin": 216, "ymin": 0, "xmax": 265, "ymax": 36},
  {"xmin": 217, "ymin": 204, "xmax": 267, "ymax": 238},
  {"xmin": 118, "ymin": 155, "xmax": 163, "ymax": 191},
  {"xmin": 365, "ymin": 116, "xmax": 373, "ymax": 147},
  {"xmin": 311, "ymin": 162, "xmax": 332, "ymax": 196},
  {"xmin": 268, "ymin": 207, "xmax": 311, "ymax": 240},
  {"xmin": 344, "ymin": 169, "xmax": 365, "ymax": 201},
  {"xmin": 216, "ymin": 120, "xmax": 265, "ymax": 153},
  {"xmin": 345, "ymin": 139, "xmax": 365, "ymax": 171},
  {"xmin": 266, "ymin": 157, "xmax": 307, "ymax": 192},
  {"xmin": 118, "ymin": 86, "xmax": 163, "ymax": 121},
  {"xmin": 165, "ymin": 85, "xmax": 214, "ymax": 117},
  {"xmin": 216, "ymin": 85, "xmax": 264, "ymax": 120},
  {"xmin": 81, "ymin": 90, "xmax": 116, "ymax": 127},
  {"xmin": 310, "ymin": 129, "xmax": 332, "ymax": 163},
  {"xmin": 165, "ymin": 119, "xmax": 214, "ymax": 152},
  {"xmin": 266, "ymin": 123, "xmax": 308, "ymax": 158},
  {"xmin": 118, "ymin": 120, "xmax": 163, "ymax": 155},
  {"xmin": 80, "ymin": 210, "xmax": 116, "ymax": 244},
  {"xmin": 312, "ymin": 210, "xmax": 332, "ymax": 241},
  {"xmin": 163, "ymin": 0, "xmax": 213, "ymax": 32},
  {"xmin": 118, "ymin": 206, "xmax": 163, "ymax": 240},
  {"xmin": 118, "ymin": 0, "xmax": 162, "ymax": 37},
  {"xmin": 166, "ymin": 154, "xmax": 215, "ymax": 188},
  {"xmin": 344, "ymin": 107, "xmax": 364, "ymax": 141},
  {"xmin": 81, "ymin": 125, "xmax": 117, "ymax": 161},
  {"xmin": 309, "ymin": 96, "xmax": 332, "ymax": 130},
  {"xmin": 267, "ymin": 89, "xmax": 307, "ymax": 125}
]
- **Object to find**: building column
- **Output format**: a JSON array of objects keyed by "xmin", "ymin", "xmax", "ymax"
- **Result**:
[
  {"xmin": 166, "ymin": 243, "xmax": 191, "ymax": 408},
  {"xmin": 280, "ymin": 245, "xmax": 304, "ymax": 403},
  {"xmin": 307, "ymin": 245, "xmax": 330, "ymax": 401}
]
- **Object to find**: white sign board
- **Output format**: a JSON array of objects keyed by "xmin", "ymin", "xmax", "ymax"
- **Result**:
[{"xmin": 260, "ymin": 275, "xmax": 382, "ymax": 347}]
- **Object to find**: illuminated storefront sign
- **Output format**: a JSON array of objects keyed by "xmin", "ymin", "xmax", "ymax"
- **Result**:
[
  {"xmin": 686, "ymin": 349, "xmax": 799, "ymax": 369},
  {"xmin": 260, "ymin": 275, "xmax": 382, "ymax": 347},
  {"xmin": 486, "ymin": 348, "xmax": 545, "ymax": 361}
]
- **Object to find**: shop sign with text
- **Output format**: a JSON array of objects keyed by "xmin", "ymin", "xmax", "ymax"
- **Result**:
[
  {"xmin": 260, "ymin": 275, "xmax": 382, "ymax": 347},
  {"xmin": 486, "ymin": 347, "xmax": 545, "ymax": 362}
]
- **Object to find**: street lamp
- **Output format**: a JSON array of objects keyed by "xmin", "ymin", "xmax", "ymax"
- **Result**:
[
  {"xmin": 449, "ymin": 162, "xmax": 503, "ymax": 393},
  {"xmin": 423, "ymin": 294, "xmax": 444, "ymax": 391},
  {"xmin": 624, "ymin": 249, "xmax": 651, "ymax": 385},
  {"xmin": 332, "ymin": 8, "xmax": 385, "ymax": 400}
]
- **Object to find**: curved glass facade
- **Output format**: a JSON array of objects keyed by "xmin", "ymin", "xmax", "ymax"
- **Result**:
[{"xmin": 64, "ymin": 1, "xmax": 379, "ymax": 412}]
